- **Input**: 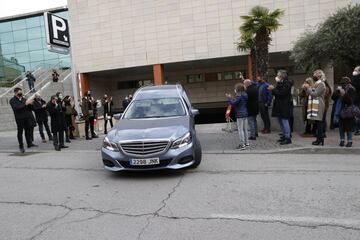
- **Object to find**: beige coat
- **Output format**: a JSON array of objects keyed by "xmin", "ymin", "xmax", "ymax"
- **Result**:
[{"xmin": 306, "ymin": 81, "xmax": 325, "ymax": 121}]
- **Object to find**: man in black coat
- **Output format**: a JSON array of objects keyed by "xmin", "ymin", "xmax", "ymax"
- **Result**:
[
  {"xmin": 47, "ymin": 95, "xmax": 68, "ymax": 151},
  {"xmin": 244, "ymin": 79, "xmax": 259, "ymax": 140},
  {"xmin": 26, "ymin": 71, "xmax": 36, "ymax": 93},
  {"xmin": 103, "ymin": 94, "xmax": 114, "ymax": 134},
  {"xmin": 268, "ymin": 70, "xmax": 293, "ymax": 145},
  {"xmin": 33, "ymin": 93, "xmax": 53, "ymax": 142},
  {"xmin": 9, "ymin": 87, "xmax": 37, "ymax": 153}
]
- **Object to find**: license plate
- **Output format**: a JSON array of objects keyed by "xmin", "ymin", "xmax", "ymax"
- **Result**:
[{"xmin": 130, "ymin": 158, "xmax": 160, "ymax": 166}]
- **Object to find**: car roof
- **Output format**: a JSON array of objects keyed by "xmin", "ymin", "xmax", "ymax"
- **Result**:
[{"xmin": 134, "ymin": 85, "xmax": 183, "ymax": 100}]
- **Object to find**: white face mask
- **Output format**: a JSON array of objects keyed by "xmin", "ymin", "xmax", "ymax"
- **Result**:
[
  {"xmin": 353, "ymin": 71, "xmax": 359, "ymax": 76},
  {"xmin": 234, "ymin": 89, "xmax": 237, "ymax": 94},
  {"xmin": 275, "ymin": 77, "xmax": 280, "ymax": 82}
]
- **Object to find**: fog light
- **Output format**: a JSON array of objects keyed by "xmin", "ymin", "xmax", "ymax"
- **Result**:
[
  {"xmin": 103, "ymin": 159, "xmax": 115, "ymax": 167},
  {"xmin": 179, "ymin": 156, "xmax": 193, "ymax": 164}
]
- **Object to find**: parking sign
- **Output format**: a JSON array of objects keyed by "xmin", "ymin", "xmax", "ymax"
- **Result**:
[{"xmin": 44, "ymin": 12, "xmax": 70, "ymax": 48}]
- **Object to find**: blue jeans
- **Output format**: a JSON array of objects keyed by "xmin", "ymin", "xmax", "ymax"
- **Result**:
[
  {"xmin": 248, "ymin": 116, "xmax": 258, "ymax": 138},
  {"xmin": 339, "ymin": 125, "xmax": 353, "ymax": 142},
  {"xmin": 236, "ymin": 117, "xmax": 249, "ymax": 145},
  {"xmin": 278, "ymin": 118, "xmax": 291, "ymax": 139}
]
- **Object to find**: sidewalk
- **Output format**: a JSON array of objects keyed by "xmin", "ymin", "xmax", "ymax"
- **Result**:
[{"xmin": 0, "ymin": 123, "xmax": 359, "ymax": 154}]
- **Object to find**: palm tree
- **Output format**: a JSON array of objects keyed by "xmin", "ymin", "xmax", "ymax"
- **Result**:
[
  {"xmin": 237, "ymin": 6, "xmax": 284, "ymax": 79},
  {"xmin": 237, "ymin": 32, "xmax": 256, "ymax": 79}
]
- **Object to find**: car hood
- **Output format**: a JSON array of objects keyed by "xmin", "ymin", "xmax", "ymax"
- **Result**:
[{"xmin": 108, "ymin": 116, "xmax": 190, "ymax": 142}]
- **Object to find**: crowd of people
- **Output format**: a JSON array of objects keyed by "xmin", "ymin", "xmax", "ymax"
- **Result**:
[
  {"xmin": 227, "ymin": 66, "xmax": 360, "ymax": 150},
  {"xmin": 9, "ymin": 87, "xmax": 134, "ymax": 153}
]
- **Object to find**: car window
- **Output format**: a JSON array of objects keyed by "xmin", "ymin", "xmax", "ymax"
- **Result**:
[{"xmin": 123, "ymin": 98, "xmax": 186, "ymax": 119}]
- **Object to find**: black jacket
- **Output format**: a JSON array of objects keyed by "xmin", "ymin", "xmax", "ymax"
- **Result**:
[
  {"xmin": 9, "ymin": 96, "xmax": 33, "ymax": 120},
  {"xmin": 246, "ymin": 84, "xmax": 259, "ymax": 116},
  {"xmin": 47, "ymin": 102, "xmax": 66, "ymax": 133},
  {"xmin": 103, "ymin": 100, "xmax": 113, "ymax": 116},
  {"xmin": 272, "ymin": 79, "xmax": 293, "ymax": 119},
  {"xmin": 32, "ymin": 98, "xmax": 49, "ymax": 122}
]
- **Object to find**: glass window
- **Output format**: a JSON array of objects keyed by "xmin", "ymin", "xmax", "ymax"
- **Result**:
[
  {"xmin": 30, "ymin": 61, "xmax": 44, "ymax": 70},
  {"xmin": 15, "ymin": 52, "xmax": 30, "ymax": 63},
  {"xmin": 26, "ymin": 16, "xmax": 40, "ymax": 28},
  {"xmin": 14, "ymin": 41, "xmax": 29, "ymax": 53},
  {"xmin": 29, "ymin": 50, "xmax": 44, "ymax": 62},
  {"xmin": 43, "ymin": 50, "xmax": 59, "ymax": 61},
  {"xmin": 40, "ymin": 27, "xmax": 46, "ymax": 38},
  {"xmin": 186, "ymin": 74, "xmax": 203, "ymax": 83},
  {"xmin": 27, "ymin": 27, "xmax": 41, "ymax": 39},
  {"xmin": 0, "ymin": 32, "xmax": 14, "ymax": 44},
  {"xmin": 1, "ymin": 43, "xmax": 15, "ymax": 55},
  {"xmin": 123, "ymin": 98, "xmax": 186, "ymax": 119},
  {"xmin": 13, "ymin": 29, "xmax": 27, "ymax": 42},
  {"xmin": 234, "ymin": 71, "xmax": 244, "ymax": 79},
  {"xmin": 12, "ymin": 19, "xmax": 26, "ymax": 30},
  {"xmin": 0, "ymin": 22, "xmax": 12, "ymax": 33},
  {"xmin": 28, "ymin": 38, "xmax": 43, "ymax": 51},
  {"xmin": 224, "ymin": 72, "xmax": 234, "ymax": 80}
]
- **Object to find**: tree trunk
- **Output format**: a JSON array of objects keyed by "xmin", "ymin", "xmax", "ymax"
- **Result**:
[{"xmin": 255, "ymin": 27, "xmax": 270, "ymax": 80}]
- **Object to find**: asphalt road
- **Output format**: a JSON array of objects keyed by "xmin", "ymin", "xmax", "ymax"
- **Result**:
[{"xmin": 0, "ymin": 144, "xmax": 360, "ymax": 240}]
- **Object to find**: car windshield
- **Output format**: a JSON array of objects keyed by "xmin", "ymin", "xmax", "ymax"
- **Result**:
[{"xmin": 123, "ymin": 98, "xmax": 186, "ymax": 119}]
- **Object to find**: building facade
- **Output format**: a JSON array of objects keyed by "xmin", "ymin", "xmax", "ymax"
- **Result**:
[{"xmin": 0, "ymin": 8, "xmax": 71, "ymax": 86}]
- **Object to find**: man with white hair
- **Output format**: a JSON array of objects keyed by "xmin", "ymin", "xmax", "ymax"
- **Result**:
[{"xmin": 32, "ymin": 93, "xmax": 53, "ymax": 142}]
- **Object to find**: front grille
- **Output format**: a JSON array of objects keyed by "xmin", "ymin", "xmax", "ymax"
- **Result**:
[
  {"xmin": 118, "ymin": 159, "xmax": 172, "ymax": 169},
  {"xmin": 119, "ymin": 140, "xmax": 170, "ymax": 156}
]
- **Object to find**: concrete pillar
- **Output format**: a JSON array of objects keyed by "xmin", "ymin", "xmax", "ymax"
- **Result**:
[
  {"xmin": 153, "ymin": 64, "xmax": 165, "ymax": 85},
  {"xmin": 78, "ymin": 73, "xmax": 90, "ymax": 97},
  {"xmin": 247, "ymin": 55, "xmax": 253, "ymax": 80}
]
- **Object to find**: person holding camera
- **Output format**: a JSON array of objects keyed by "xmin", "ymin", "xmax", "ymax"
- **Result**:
[{"xmin": 47, "ymin": 95, "xmax": 68, "ymax": 151}]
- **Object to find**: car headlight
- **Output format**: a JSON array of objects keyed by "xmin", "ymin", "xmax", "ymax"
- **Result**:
[
  {"xmin": 103, "ymin": 137, "xmax": 119, "ymax": 151},
  {"xmin": 171, "ymin": 132, "xmax": 192, "ymax": 149}
]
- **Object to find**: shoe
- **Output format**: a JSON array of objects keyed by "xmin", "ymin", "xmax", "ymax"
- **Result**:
[
  {"xmin": 69, "ymin": 136, "xmax": 76, "ymax": 140},
  {"xmin": 235, "ymin": 145, "xmax": 246, "ymax": 150},
  {"xmin": 277, "ymin": 137, "xmax": 285, "ymax": 143},
  {"xmin": 42, "ymin": 139, "xmax": 47, "ymax": 143},
  {"xmin": 280, "ymin": 138, "xmax": 292, "ymax": 145},
  {"xmin": 346, "ymin": 142, "xmax": 353, "ymax": 148},
  {"xmin": 104, "ymin": 131, "xmax": 108, "ymax": 135},
  {"xmin": 86, "ymin": 137, "xmax": 92, "ymax": 140},
  {"xmin": 339, "ymin": 141, "xmax": 345, "ymax": 147},
  {"xmin": 245, "ymin": 143, "xmax": 250, "ymax": 147},
  {"xmin": 27, "ymin": 144, "xmax": 38, "ymax": 148},
  {"xmin": 19, "ymin": 147, "xmax": 25, "ymax": 153},
  {"xmin": 312, "ymin": 139, "xmax": 324, "ymax": 146},
  {"xmin": 60, "ymin": 145, "xmax": 69, "ymax": 148},
  {"xmin": 54, "ymin": 145, "xmax": 61, "ymax": 151},
  {"xmin": 66, "ymin": 139, "xmax": 71, "ymax": 143},
  {"xmin": 249, "ymin": 136, "xmax": 256, "ymax": 140}
]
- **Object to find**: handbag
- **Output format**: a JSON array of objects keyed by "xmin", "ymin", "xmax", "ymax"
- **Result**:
[{"xmin": 341, "ymin": 105, "xmax": 360, "ymax": 119}]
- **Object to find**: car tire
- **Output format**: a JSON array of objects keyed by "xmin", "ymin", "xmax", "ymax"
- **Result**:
[{"xmin": 189, "ymin": 138, "xmax": 202, "ymax": 169}]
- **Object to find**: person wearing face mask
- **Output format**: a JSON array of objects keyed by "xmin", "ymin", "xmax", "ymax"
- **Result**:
[
  {"xmin": 226, "ymin": 83, "xmax": 249, "ymax": 150},
  {"xmin": 351, "ymin": 66, "xmax": 360, "ymax": 135},
  {"xmin": 244, "ymin": 79, "xmax": 259, "ymax": 140},
  {"xmin": 302, "ymin": 70, "xmax": 326, "ymax": 146},
  {"xmin": 81, "ymin": 90, "xmax": 96, "ymax": 140},
  {"xmin": 56, "ymin": 92, "xmax": 71, "ymax": 143},
  {"xmin": 9, "ymin": 88, "xmax": 38, "ymax": 153},
  {"xmin": 257, "ymin": 75, "xmax": 272, "ymax": 134},
  {"xmin": 331, "ymin": 77, "xmax": 357, "ymax": 147},
  {"xmin": 32, "ymin": 93, "xmax": 53, "ymax": 143},
  {"xmin": 268, "ymin": 70, "xmax": 293, "ymax": 145},
  {"xmin": 47, "ymin": 95, "xmax": 68, "ymax": 151},
  {"xmin": 103, "ymin": 94, "xmax": 114, "ymax": 134}
]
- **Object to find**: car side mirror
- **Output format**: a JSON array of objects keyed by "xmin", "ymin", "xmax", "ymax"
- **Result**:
[
  {"xmin": 191, "ymin": 109, "xmax": 199, "ymax": 116},
  {"xmin": 113, "ymin": 113, "xmax": 122, "ymax": 120}
]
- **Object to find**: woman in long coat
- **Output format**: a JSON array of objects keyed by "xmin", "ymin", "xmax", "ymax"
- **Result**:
[{"xmin": 302, "ymin": 70, "xmax": 326, "ymax": 145}]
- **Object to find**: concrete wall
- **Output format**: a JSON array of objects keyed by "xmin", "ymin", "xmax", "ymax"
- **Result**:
[{"xmin": 68, "ymin": 0, "xmax": 353, "ymax": 74}]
